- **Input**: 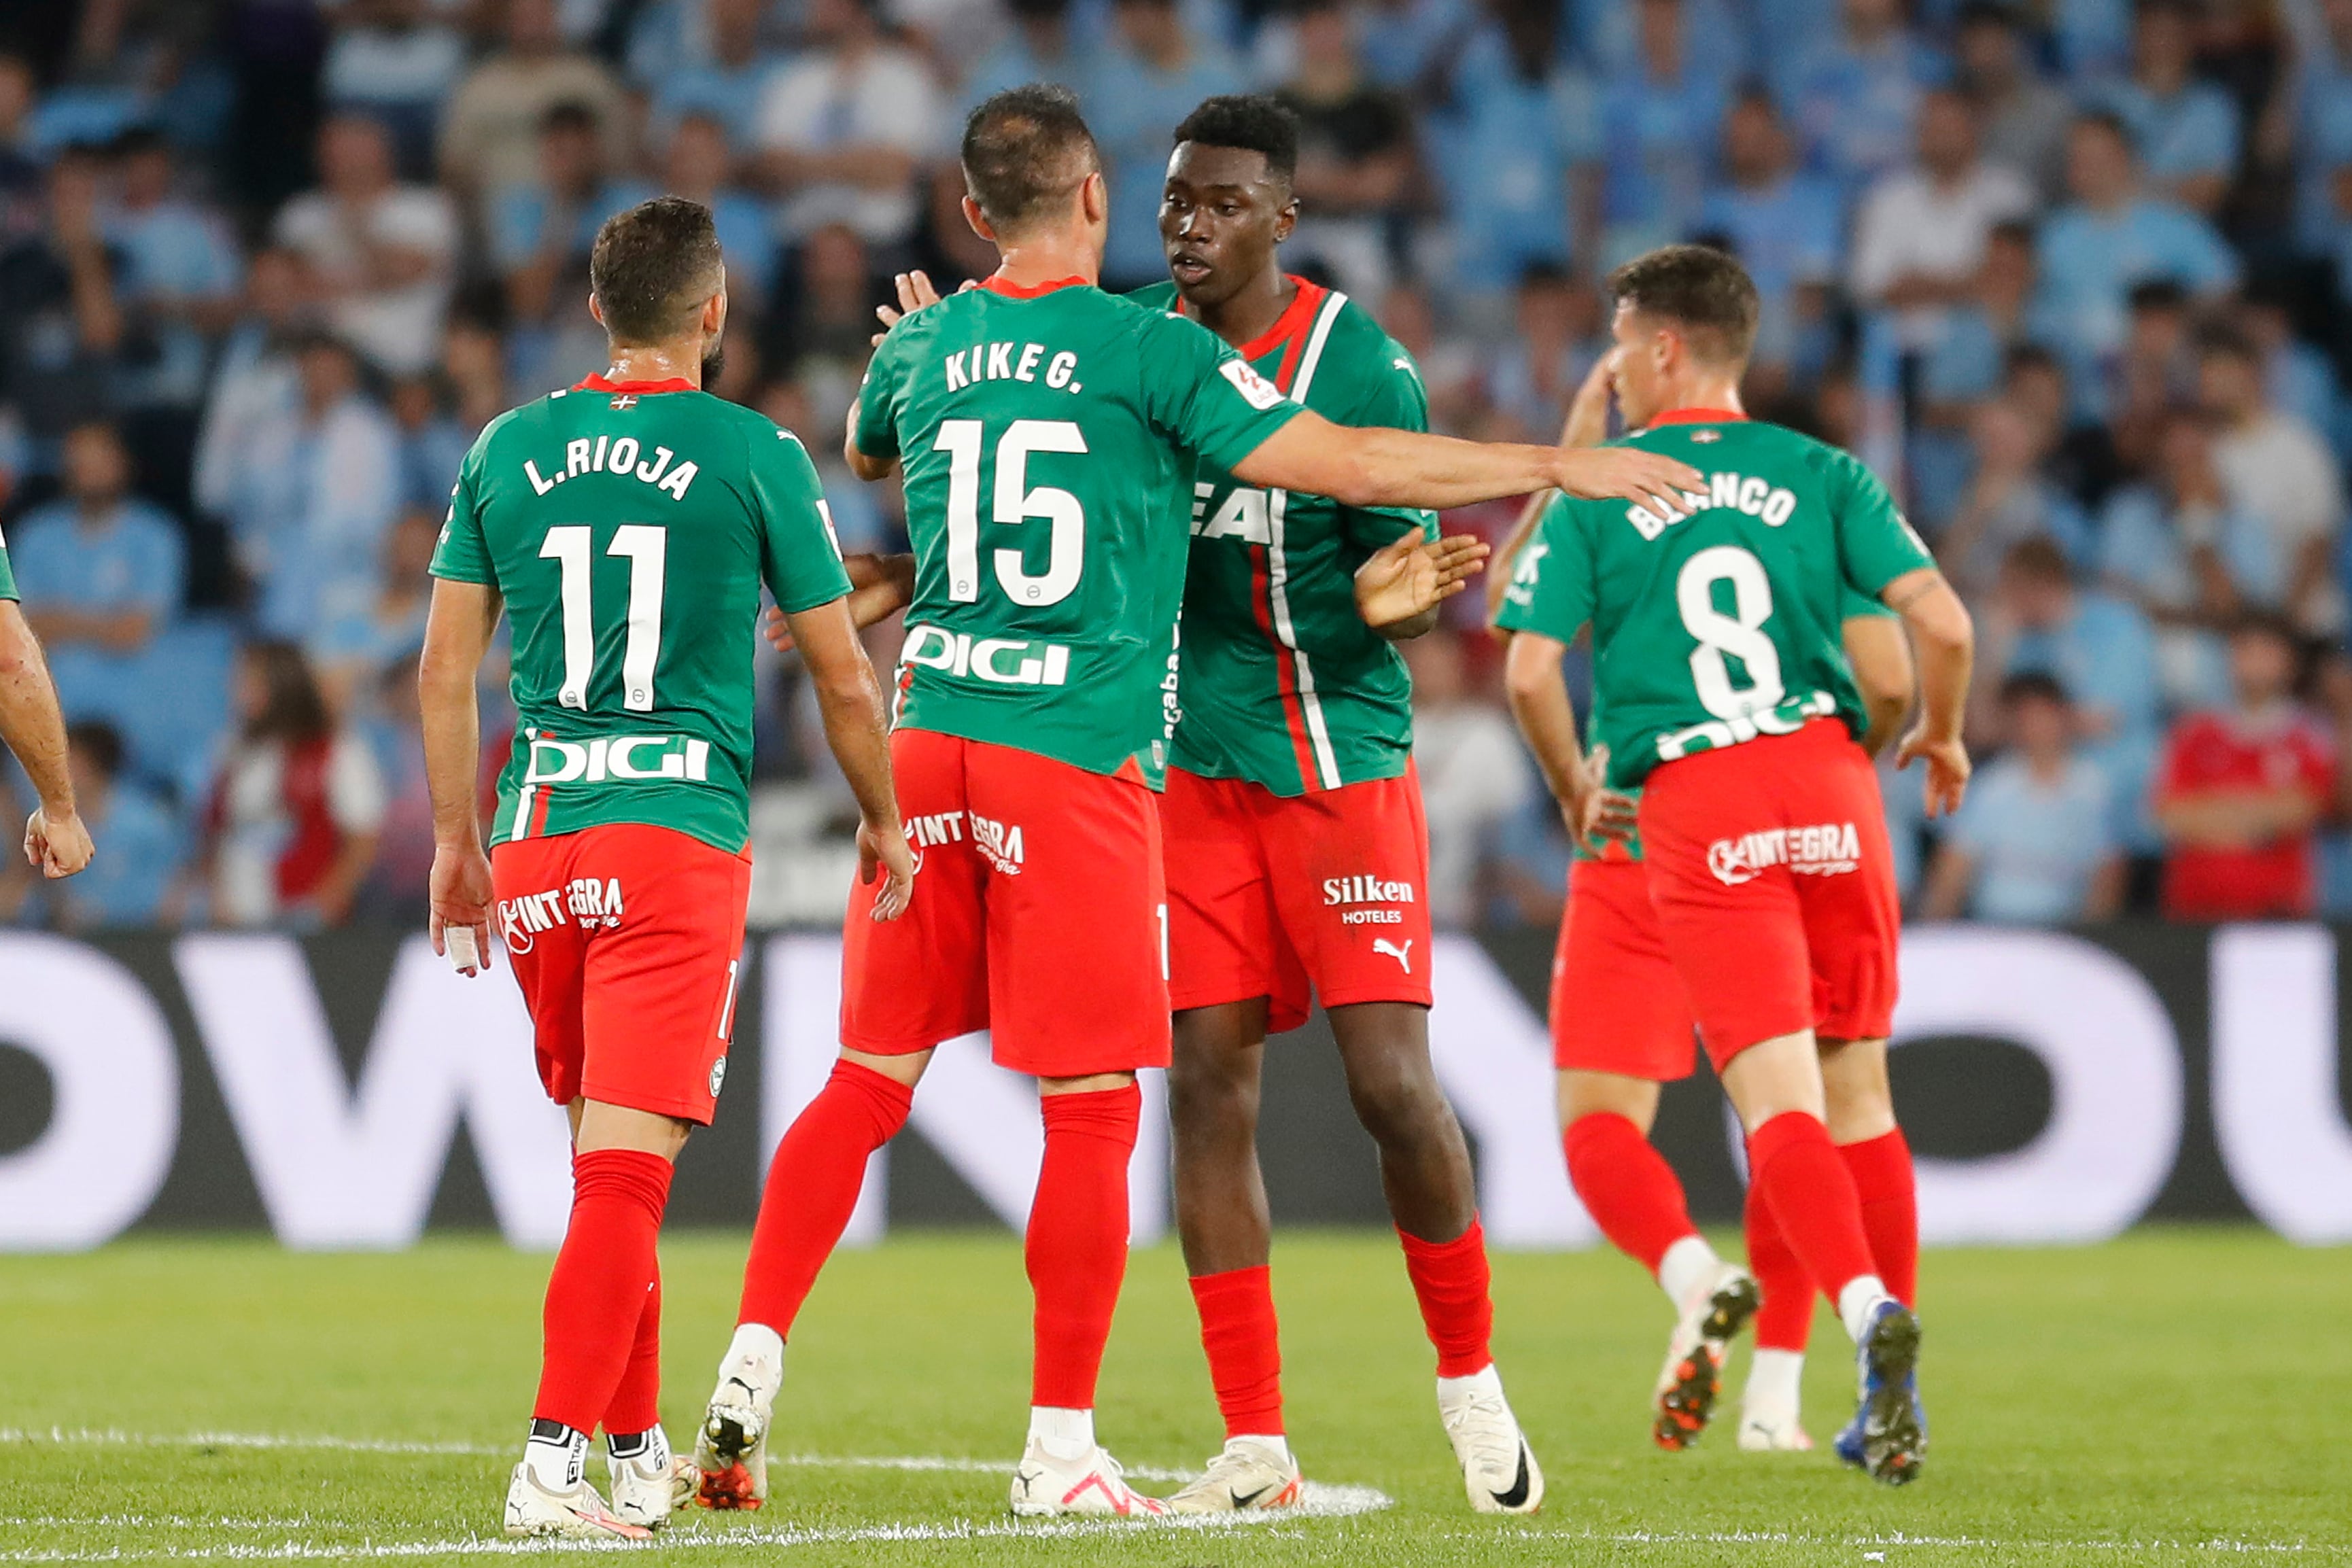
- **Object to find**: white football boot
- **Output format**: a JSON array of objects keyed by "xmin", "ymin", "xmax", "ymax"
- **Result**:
[
  {"xmin": 694, "ymin": 1325, "xmax": 780, "ymax": 1510},
  {"xmin": 503, "ymin": 1462, "xmax": 651, "ymax": 1541},
  {"xmin": 1009, "ymin": 1440, "xmax": 1171, "ymax": 1518},
  {"xmin": 1165, "ymin": 1437, "xmax": 1303, "ymax": 1514},
  {"xmin": 1437, "ymin": 1365, "xmax": 1545, "ymax": 1514},
  {"xmin": 608, "ymin": 1427, "xmax": 697, "ymax": 1529},
  {"xmin": 1653, "ymin": 1263, "xmax": 1761, "ymax": 1450}
]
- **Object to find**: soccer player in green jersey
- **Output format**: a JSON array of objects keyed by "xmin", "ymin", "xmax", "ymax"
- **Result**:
[
  {"xmin": 417, "ymin": 197, "xmax": 913, "ymax": 1541},
  {"xmin": 696, "ymin": 85, "xmax": 1702, "ymax": 1520},
  {"xmin": 1493, "ymin": 245, "xmax": 1974, "ymax": 1485},
  {"xmin": 0, "ymin": 529, "xmax": 96, "ymax": 882},
  {"xmin": 1491, "ymin": 353, "xmax": 1920, "ymax": 1456},
  {"xmin": 1128, "ymin": 96, "xmax": 1544, "ymax": 1516}
]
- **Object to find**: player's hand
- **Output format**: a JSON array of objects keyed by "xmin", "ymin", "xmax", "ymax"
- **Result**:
[
  {"xmin": 857, "ymin": 816, "xmax": 916, "ymax": 922},
  {"xmin": 1353, "ymin": 532, "xmax": 1489, "ymax": 629},
  {"xmin": 1896, "ymin": 727, "xmax": 1971, "ymax": 819},
  {"xmin": 1568, "ymin": 745, "xmax": 1640, "ymax": 850},
  {"xmin": 871, "ymin": 270, "xmax": 946, "ymax": 345},
  {"xmin": 428, "ymin": 842, "xmax": 496, "ymax": 976},
  {"xmin": 1559, "ymin": 350, "xmax": 1619, "ymax": 450},
  {"xmin": 23, "ymin": 806, "xmax": 93, "ymax": 878},
  {"xmin": 1551, "ymin": 447, "xmax": 1702, "ymax": 517},
  {"xmin": 766, "ymin": 553, "xmax": 917, "ymax": 652}
]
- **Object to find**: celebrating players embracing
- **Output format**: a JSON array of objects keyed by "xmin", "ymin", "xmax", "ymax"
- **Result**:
[
  {"xmin": 1493, "ymin": 246, "xmax": 1973, "ymax": 1484},
  {"xmin": 419, "ymin": 197, "xmax": 912, "ymax": 1540},
  {"xmin": 1136, "ymin": 97, "xmax": 1543, "ymax": 1516},
  {"xmin": 696, "ymin": 85, "xmax": 1704, "ymax": 1520}
]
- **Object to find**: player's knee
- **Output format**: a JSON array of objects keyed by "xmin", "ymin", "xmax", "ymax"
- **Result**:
[
  {"xmin": 1345, "ymin": 1057, "xmax": 1450, "ymax": 1150},
  {"xmin": 1168, "ymin": 1051, "xmax": 1258, "ymax": 1134}
]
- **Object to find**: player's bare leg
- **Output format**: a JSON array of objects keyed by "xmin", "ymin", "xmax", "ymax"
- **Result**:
[
  {"xmin": 1559, "ymin": 1070, "xmax": 1759, "ymax": 1448},
  {"xmin": 1330, "ymin": 1002, "xmax": 1543, "ymax": 1514},
  {"xmin": 1720, "ymin": 1031, "xmax": 1924, "ymax": 1484},
  {"xmin": 701, "ymin": 1047, "xmax": 929, "ymax": 1510},
  {"xmin": 1818, "ymin": 1034, "xmax": 1922, "ymax": 1469},
  {"xmin": 1166, "ymin": 998, "xmax": 1302, "ymax": 1513},
  {"xmin": 506, "ymin": 1100, "xmax": 691, "ymax": 1541}
]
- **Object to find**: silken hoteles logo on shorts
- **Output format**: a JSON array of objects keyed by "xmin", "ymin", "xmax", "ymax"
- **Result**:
[
  {"xmin": 497, "ymin": 877, "xmax": 627, "ymax": 953},
  {"xmin": 1706, "ymin": 822, "xmax": 1863, "ymax": 887},
  {"xmin": 1324, "ymin": 873, "xmax": 1416, "ymax": 926}
]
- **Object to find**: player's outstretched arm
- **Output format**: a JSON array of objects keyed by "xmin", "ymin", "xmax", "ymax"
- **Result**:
[
  {"xmin": 1500, "ymin": 629, "xmax": 1635, "ymax": 851},
  {"xmin": 1487, "ymin": 354, "xmax": 1618, "ymax": 623},
  {"xmin": 1355, "ymin": 532, "xmax": 1489, "ymax": 640},
  {"xmin": 1843, "ymin": 611, "xmax": 1917, "ymax": 759},
  {"xmin": 0, "ymin": 601, "xmax": 92, "ymax": 878},
  {"xmin": 786, "ymin": 595, "xmax": 914, "ymax": 921},
  {"xmin": 419, "ymin": 578, "xmax": 502, "ymax": 975},
  {"xmin": 1232, "ymin": 410, "xmax": 1702, "ymax": 516},
  {"xmin": 1885, "ymin": 566, "xmax": 1975, "ymax": 817},
  {"xmin": 762, "ymin": 553, "xmax": 914, "ymax": 653}
]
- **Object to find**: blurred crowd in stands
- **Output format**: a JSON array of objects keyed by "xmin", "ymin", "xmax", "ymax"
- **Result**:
[{"xmin": 5, "ymin": 0, "xmax": 2352, "ymax": 930}]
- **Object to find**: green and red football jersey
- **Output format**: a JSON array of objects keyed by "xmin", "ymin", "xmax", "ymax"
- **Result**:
[
  {"xmin": 852, "ymin": 276, "xmax": 1304, "ymax": 785},
  {"xmin": 0, "ymin": 525, "xmax": 16, "ymax": 601},
  {"xmin": 1496, "ymin": 412, "xmax": 1932, "ymax": 792},
  {"xmin": 1131, "ymin": 278, "xmax": 1435, "ymax": 797},
  {"xmin": 430, "ymin": 374, "xmax": 852, "ymax": 854}
]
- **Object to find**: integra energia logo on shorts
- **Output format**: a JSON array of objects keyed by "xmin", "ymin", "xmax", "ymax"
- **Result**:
[{"xmin": 1707, "ymin": 822, "xmax": 1862, "ymax": 887}]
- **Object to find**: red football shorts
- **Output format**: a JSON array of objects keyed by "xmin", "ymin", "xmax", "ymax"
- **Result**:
[
  {"xmin": 1550, "ymin": 855, "xmax": 1698, "ymax": 1079},
  {"xmin": 840, "ymin": 727, "xmax": 1171, "ymax": 1078},
  {"xmin": 1161, "ymin": 766, "xmax": 1434, "ymax": 1034},
  {"xmin": 1637, "ymin": 719, "xmax": 1901, "ymax": 1070},
  {"xmin": 491, "ymin": 822, "xmax": 753, "ymax": 1125}
]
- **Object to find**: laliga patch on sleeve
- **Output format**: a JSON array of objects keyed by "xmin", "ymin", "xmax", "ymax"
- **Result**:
[{"xmin": 1220, "ymin": 360, "xmax": 1286, "ymax": 412}]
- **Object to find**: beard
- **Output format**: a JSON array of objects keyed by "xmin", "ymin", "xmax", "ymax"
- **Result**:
[{"xmin": 699, "ymin": 341, "xmax": 727, "ymax": 388}]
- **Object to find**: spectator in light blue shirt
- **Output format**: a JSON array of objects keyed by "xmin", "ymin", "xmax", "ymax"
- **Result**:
[
  {"xmin": 1922, "ymin": 671, "xmax": 2124, "ymax": 922},
  {"xmin": 2034, "ymin": 112, "xmax": 2238, "ymax": 375},
  {"xmin": 1357, "ymin": 0, "xmax": 1474, "ymax": 91},
  {"xmin": 489, "ymin": 101, "xmax": 650, "ymax": 311},
  {"xmin": 657, "ymin": 114, "xmax": 780, "ymax": 307},
  {"xmin": 1697, "ymin": 89, "xmax": 1841, "ymax": 375},
  {"xmin": 962, "ymin": 0, "xmax": 1091, "ymax": 116},
  {"xmin": 1090, "ymin": 0, "xmax": 1245, "ymax": 289},
  {"xmin": 1594, "ymin": 0, "xmax": 1725, "ymax": 264},
  {"xmin": 1576, "ymin": 0, "xmax": 1746, "ymax": 118},
  {"xmin": 50, "ymin": 720, "xmax": 185, "ymax": 928},
  {"xmin": 104, "ymin": 130, "xmax": 241, "ymax": 415},
  {"xmin": 644, "ymin": 0, "xmax": 778, "ymax": 149},
  {"xmin": 2053, "ymin": 0, "xmax": 2132, "ymax": 82},
  {"xmin": 1425, "ymin": 0, "xmax": 1600, "ymax": 297},
  {"xmin": 11, "ymin": 422, "xmax": 186, "ymax": 655},
  {"xmin": 2294, "ymin": 0, "xmax": 2352, "ymax": 254},
  {"xmin": 1773, "ymin": 0, "xmax": 1949, "ymax": 198},
  {"xmin": 2085, "ymin": 0, "xmax": 2240, "ymax": 217}
]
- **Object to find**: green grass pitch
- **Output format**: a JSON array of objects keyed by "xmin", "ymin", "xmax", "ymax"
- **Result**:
[{"xmin": 1, "ymin": 1227, "xmax": 2345, "ymax": 1565}]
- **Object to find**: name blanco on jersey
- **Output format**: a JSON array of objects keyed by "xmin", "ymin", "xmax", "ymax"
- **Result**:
[
  {"xmin": 943, "ymin": 342, "xmax": 1082, "ymax": 394},
  {"xmin": 523, "ymin": 435, "xmax": 699, "ymax": 500},
  {"xmin": 901, "ymin": 624, "xmax": 1073, "ymax": 686},
  {"xmin": 1625, "ymin": 471, "xmax": 1797, "ymax": 541},
  {"xmin": 1707, "ymin": 821, "xmax": 1862, "ymax": 886},
  {"xmin": 1326, "ymin": 873, "xmax": 1416, "ymax": 925},
  {"xmin": 523, "ymin": 732, "xmax": 714, "ymax": 785}
]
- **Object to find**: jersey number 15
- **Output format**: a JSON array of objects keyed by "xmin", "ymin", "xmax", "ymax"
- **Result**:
[{"xmin": 933, "ymin": 418, "xmax": 1089, "ymax": 608}]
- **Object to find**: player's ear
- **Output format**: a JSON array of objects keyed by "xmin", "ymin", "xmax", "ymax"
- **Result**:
[
  {"xmin": 1080, "ymin": 170, "xmax": 1108, "ymax": 224},
  {"xmin": 587, "ymin": 292, "xmax": 606, "ymax": 329},
  {"xmin": 1274, "ymin": 195, "xmax": 1298, "ymax": 243},
  {"xmin": 961, "ymin": 194, "xmax": 996, "ymax": 243}
]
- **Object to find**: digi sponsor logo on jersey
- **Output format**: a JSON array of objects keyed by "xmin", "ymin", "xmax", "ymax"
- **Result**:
[
  {"xmin": 497, "ymin": 877, "xmax": 626, "ymax": 952},
  {"xmin": 1325, "ymin": 873, "xmax": 1417, "ymax": 925},
  {"xmin": 1706, "ymin": 821, "xmax": 1863, "ymax": 886},
  {"xmin": 900, "ymin": 625, "xmax": 1073, "ymax": 686},
  {"xmin": 1624, "ymin": 471, "xmax": 1797, "ymax": 542},
  {"xmin": 522, "ymin": 435, "xmax": 699, "ymax": 500},
  {"xmin": 522, "ymin": 732, "xmax": 714, "ymax": 785}
]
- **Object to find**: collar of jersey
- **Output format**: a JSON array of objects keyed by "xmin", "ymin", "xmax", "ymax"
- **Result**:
[
  {"xmin": 978, "ymin": 274, "xmax": 1090, "ymax": 298},
  {"xmin": 1646, "ymin": 407, "xmax": 1748, "ymax": 427},
  {"xmin": 574, "ymin": 372, "xmax": 698, "ymax": 394}
]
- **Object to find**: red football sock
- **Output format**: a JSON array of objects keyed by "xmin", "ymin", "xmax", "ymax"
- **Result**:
[
  {"xmin": 1028, "ymin": 1085, "xmax": 1140, "ymax": 1409},
  {"xmin": 1562, "ymin": 1112, "xmax": 1700, "ymax": 1274},
  {"xmin": 1190, "ymin": 1266, "xmax": 1283, "ymax": 1438},
  {"xmin": 1840, "ymin": 1128, "xmax": 1918, "ymax": 1307},
  {"xmin": 1396, "ymin": 1218, "xmax": 1495, "ymax": 1379},
  {"xmin": 738, "ymin": 1059, "xmax": 912, "ymax": 1335},
  {"xmin": 1747, "ymin": 1112, "xmax": 1880, "ymax": 1311},
  {"xmin": 534, "ymin": 1149, "xmax": 672, "ymax": 1435},
  {"xmin": 602, "ymin": 1273, "xmax": 662, "ymax": 1438},
  {"xmin": 1744, "ymin": 1170, "xmax": 1814, "ymax": 1353}
]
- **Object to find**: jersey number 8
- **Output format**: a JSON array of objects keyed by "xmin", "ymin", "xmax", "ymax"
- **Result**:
[
  {"xmin": 541, "ymin": 523, "xmax": 666, "ymax": 712},
  {"xmin": 1677, "ymin": 544, "xmax": 1785, "ymax": 720},
  {"xmin": 933, "ymin": 417, "xmax": 1089, "ymax": 608}
]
